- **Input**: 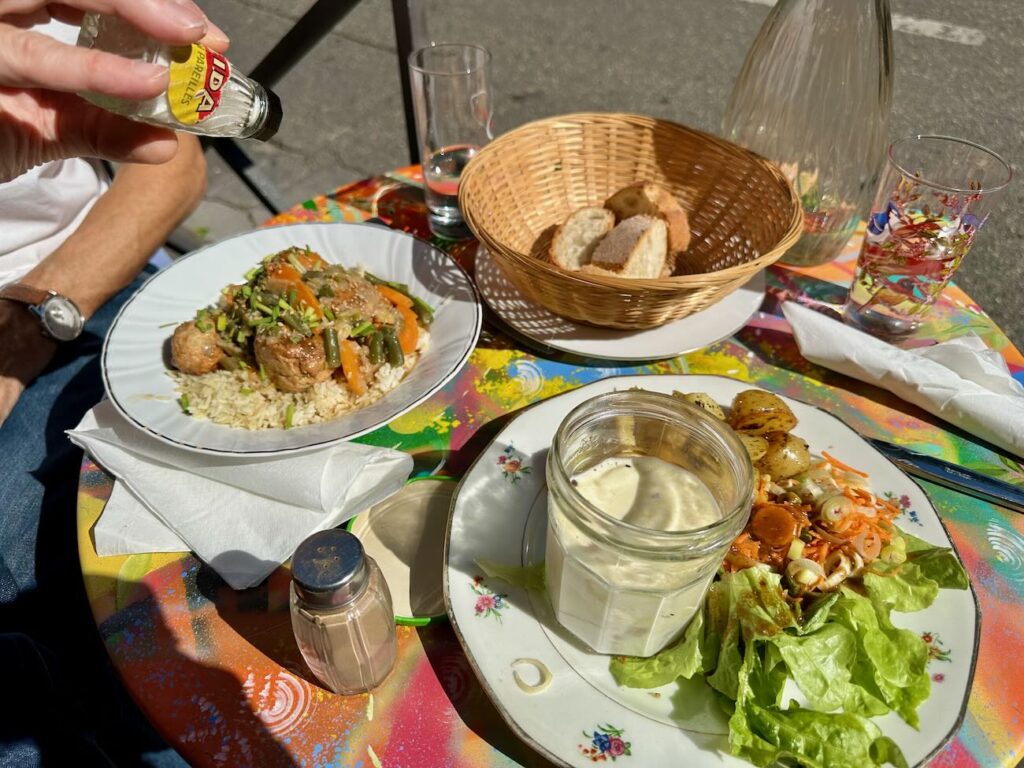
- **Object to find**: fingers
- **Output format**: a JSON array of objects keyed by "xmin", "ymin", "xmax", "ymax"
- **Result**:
[
  {"xmin": 55, "ymin": 96, "xmax": 180, "ymax": 165},
  {"xmin": 1, "ymin": 0, "xmax": 210, "ymax": 45},
  {"xmin": 0, "ymin": 88, "xmax": 180, "ymax": 180},
  {"xmin": 0, "ymin": 25, "xmax": 168, "ymax": 98},
  {"xmin": 201, "ymin": 19, "xmax": 230, "ymax": 53}
]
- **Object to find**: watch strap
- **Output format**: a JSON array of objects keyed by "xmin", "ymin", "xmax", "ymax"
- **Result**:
[{"xmin": 0, "ymin": 282, "xmax": 50, "ymax": 307}]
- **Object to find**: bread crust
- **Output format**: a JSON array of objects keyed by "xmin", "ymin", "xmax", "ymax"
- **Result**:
[
  {"xmin": 604, "ymin": 182, "xmax": 690, "ymax": 272},
  {"xmin": 548, "ymin": 206, "xmax": 614, "ymax": 271}
]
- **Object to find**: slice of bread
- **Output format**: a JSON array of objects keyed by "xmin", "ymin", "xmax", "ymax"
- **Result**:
[
  {"xmin": 604, "ymin": 181, "xmax": 691, "ymax": 262},
  {"xmin": 590, "ymin": 215, "xmax": 667, "ymax": 279},
  {"xmin": 548, "ymin": 206, "xmax": 614, "ymax": 271}
]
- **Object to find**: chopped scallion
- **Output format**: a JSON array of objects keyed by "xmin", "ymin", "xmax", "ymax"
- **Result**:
[{"xmin": 284, "ymin": 403, "xmax": 295, "ymax": 429}]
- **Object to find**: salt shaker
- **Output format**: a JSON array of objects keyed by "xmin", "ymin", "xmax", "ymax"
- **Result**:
[{"xmin": 290, "ymin": 529, "xmax": 397, "ymax": 695}]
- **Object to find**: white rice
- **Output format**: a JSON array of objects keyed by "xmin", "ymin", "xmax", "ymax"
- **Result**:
[{"xmin": 172, "ymin": 330, "xmax": 429, "ymax": 429}]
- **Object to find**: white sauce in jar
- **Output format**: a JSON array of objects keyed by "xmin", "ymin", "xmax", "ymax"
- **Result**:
[
  {"xmin": 546, "ymin": 454, "xmax": 727, "ymax": 657},
  {"xmin": 571, "ymin": 456, "xmax": 721, "ymax": 532}
]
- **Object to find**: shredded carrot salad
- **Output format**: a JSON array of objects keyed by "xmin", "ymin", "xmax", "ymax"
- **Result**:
[{"xmin": 725, "ymin": 453, "xmax": 902, "ymax": 593}]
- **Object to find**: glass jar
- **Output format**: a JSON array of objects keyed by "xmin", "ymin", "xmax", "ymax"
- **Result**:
[
  {"xmin": 289, "ymin": 529, "xmax": 397, "ymax": 695},
  {"xmin": 544, "ymin": 391, "xmax": 754, "ymax": 658},
  {"xmin": 722, "ymin": 0, "xmax": 893, "ymax": 266}
]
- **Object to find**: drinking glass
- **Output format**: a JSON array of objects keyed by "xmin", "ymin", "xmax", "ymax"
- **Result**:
[
  {"xmin": 843, "ymin": 135, "xmax": 1012, "ymax": 339},
  {"xmin": 408, "ymin": 43, "xmax": 493, "ymax": 239}
]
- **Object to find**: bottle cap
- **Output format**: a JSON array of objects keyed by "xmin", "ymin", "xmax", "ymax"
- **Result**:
[
  {"xmin": 291, "ymin": 529, "xmax": 369, "ymax": 608},
  {"xmin": 251, "ymin": 85, "xmax": 283, "ymax": 142}
]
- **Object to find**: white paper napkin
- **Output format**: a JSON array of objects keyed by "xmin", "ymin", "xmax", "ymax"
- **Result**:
[
  {"xmin": 68, "ymin": 401, "xmax": 413, "ymax": 589},
  {"xmin": 782, "ymin": 301, "xmax": 1024, "ymax": 458}
]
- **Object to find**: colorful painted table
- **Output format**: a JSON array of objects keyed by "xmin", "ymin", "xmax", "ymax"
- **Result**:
[{"xmin": 78, "ymin": 166, "xmax": 1024, "ymax": 768}]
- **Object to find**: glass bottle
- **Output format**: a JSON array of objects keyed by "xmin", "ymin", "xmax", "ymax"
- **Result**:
[
  {"xmin": 77, "ymin": 13, "xmax": 282, "ymax": 141},
  {"xmin": 722, "ymin": 0, "xmax": 893, "ymax": 266},
  {"xmin": 289, "ymin": 529, "xmax": 397, "ymax": 695}
]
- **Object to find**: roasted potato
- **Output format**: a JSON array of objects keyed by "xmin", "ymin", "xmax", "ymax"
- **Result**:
[
  {"xmin": 736, "ymin": 432, "xmax": 769, "ymax": 462},
  {"xmin": 673, "ymin": 391, "xmax": 726, "ymax": 420},
  {"xmin": 729, "ymin": 390, "xmax": 798, "ymax": 435},
  {"xmin": 755, "ymin": 431, "xmax": 811, "ymax": 479}
]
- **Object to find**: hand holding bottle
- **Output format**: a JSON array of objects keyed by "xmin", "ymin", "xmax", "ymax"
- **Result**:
[{"xmin": 0, "ymin": 0, "xmax": 229, "ymax": 182}]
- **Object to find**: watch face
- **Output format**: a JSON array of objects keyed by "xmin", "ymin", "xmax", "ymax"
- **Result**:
[{"xmin": 41, "ymin": 295, "xmax": 85, "ymax": 341}]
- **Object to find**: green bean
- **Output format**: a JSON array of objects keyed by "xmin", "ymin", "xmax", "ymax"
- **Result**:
[
  {"xmin": 322, "ymin": 306, "xmax": 335, "ymax": 321},
  {"xmin": 364, "ymin": 271, "xmax": 434, "ymax": 326},
  {"xmin": 281, "ymin": 313, "xmax": 312, "ymax": 336},
  {"xmin": 324, "ymin": 328, "xmax": 341, "ymax": 368},
  {"xmin": 368, "ymin": 331, "xmax": 384, "ymax": 364},
  {"xmin": 284, "ymin": 403, "xmax": 295, "ymax": 429},
  {"xmin": 252, "ymin": 300, "xmax": 274, "ymax": 316},
  {"xmin": 288, "ymin": 288, "xmax": 297, "ymax": 306},
  {"xmin": 411, "ymin": 296, "xmax": 434, "ymax": 326},
  {"xmin": 381, "ymin": 327, "xmax": 404, "ymax": 367},
  {"xmin": 350, "ymin": 321, "xmax": 374, "ymax": 337}
]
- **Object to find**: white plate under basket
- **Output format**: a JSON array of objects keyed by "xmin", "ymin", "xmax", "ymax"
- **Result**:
[{"xmin": 475, "ymin": 247, "xmax": 765, "ymax": 361}]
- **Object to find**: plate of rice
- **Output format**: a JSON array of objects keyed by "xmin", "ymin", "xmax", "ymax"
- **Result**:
[{"xmin": 102, "ymin": 222, "xmax": 481, "ymax": 456}]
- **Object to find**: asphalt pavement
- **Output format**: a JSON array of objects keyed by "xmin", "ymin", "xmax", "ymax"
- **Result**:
[{"xmin": 187, "ymin": 0, "xmax": 1023, "ymax": 350}]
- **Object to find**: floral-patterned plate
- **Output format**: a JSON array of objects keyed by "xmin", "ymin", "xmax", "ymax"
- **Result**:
[{"xmin": 444, "ymin": 374, "xmax": 979, "ymax": 767}]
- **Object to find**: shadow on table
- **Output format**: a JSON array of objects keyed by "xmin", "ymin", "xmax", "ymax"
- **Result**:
[
  {"xmin": 417, "ymin": 625, "xmax": 559, "ymax": 768},
  {"xmin": 94, "ymin": 571, "xmax": 301, "ymax": 767}
]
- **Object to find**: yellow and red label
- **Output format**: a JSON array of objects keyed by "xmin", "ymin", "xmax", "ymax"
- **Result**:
[{"xmin": 167, "ymin": 44, "xmax": 230, "ymax": 125}]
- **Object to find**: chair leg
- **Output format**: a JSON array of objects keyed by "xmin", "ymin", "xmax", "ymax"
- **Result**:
[{"xmin": 392, "ymin": 0, "xmax": 429, "ymax": 166}]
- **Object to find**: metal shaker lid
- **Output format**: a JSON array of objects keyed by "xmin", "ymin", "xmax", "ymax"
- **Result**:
[{"xmin": 291, "ymin": 529, "xmax": 369, "ymax": 609}]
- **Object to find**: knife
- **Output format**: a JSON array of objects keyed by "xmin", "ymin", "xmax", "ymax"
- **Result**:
[{"xmin": 868, "ymin": 438, "xmax": 1024, "ymax": 515}]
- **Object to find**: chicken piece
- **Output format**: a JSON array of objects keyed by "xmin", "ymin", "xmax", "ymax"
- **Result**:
[
  {"xmin": 323, "ymin": 273, "xmax": 399, "ymax": 326},
  {"xmin": 171, "ymin": 321, "xmax": 223, "ymax": 375},
  {"xmin": 254, "ymin": 331, "xmax": 331, "ymax": 393}
]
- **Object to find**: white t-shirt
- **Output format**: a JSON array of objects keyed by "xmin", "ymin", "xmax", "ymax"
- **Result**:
[{"xmin": 0, "ymin": 18, "xmax": 110, "ymax": 287}]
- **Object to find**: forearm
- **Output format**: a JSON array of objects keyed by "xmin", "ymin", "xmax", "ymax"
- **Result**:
[{"xmin": 23, "ymin": 134, "xmax": 207, "ymax": 318}]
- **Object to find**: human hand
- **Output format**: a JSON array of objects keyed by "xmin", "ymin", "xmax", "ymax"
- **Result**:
[
  {"xmin": 0, "ymin": 0, "xmax": 230, "ymax": 182},
  {"xmin": 0, "ymin": 299, "xmax": 57, "ymax": 426}
]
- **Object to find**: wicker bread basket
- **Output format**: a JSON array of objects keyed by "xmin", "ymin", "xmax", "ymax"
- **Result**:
[{"xmin": 458, "ymin": 112, "xmax": 802, "ymax": 329}]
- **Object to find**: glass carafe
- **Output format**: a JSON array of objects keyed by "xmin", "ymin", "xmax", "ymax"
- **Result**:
[{"xmin": 722, "ymin": 0, "xmax": 893, "ymax": 266}]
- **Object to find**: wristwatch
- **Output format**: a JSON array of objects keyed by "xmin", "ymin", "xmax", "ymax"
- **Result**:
[{"xmin": 0, "ymin": 283, "xmax": 85, "ymax": 341}]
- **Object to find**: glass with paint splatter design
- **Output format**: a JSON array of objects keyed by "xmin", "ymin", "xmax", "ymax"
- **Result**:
[{"xmin": 844, "ymin": 135, "xmax": 1011, "ymax": 340}]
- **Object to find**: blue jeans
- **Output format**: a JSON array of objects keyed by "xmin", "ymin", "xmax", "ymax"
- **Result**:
[{"xmin": 0, "ymin": 267, "xmax": 187, "ymax": 767}]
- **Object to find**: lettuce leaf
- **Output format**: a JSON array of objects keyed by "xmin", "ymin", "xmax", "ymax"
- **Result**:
[
  {"xmin": 769, "ymin": 624, "xmax": 888, "ymax": 717},
  {"xmin": 863, "ymin": 533, "xmax": 968, "ymax": 612},
  {"xmin": 705, "ymin": 567, "xmax": 798, "ymax": 699},
  {"xmin": 609, "ymin": 609, "xmax": 704, "ymax": 688},
  {"xmin": 829, "ymin": 588, "xmax": 930, "ymax": 727},
  {"xmin": 729, "ymin": 645, "xmax": 908, "ymax": 768},
  {"xmin": 473, "ymin": 559, "xmax": 546, "ymax": 591},
  {"xmin": 901, "ymin": 532, "xmax": 970, "ymax": 590}
]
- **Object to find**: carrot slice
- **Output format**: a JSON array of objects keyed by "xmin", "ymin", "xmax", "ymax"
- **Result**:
[
  {"xmin": 750, "ymin": 504, "xmax": 798, "ymax": 547},
  {"xmin": 376, "ymin": 285, "xmax": 413, "ymax": 309},
  {"xmin": 340, "ymin": 340, "xmax": 367, "ymax": 396},
  {"xmin": 822, "ymin": 451, "xmax": 869, "ymax": 478},
  {"xmin": 396, "ymin": 305, "xmax": 419, "ymax": 354},
  {"xmin": 265, "ymin": 262, "xmax": 323, "ymax": 319}
]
